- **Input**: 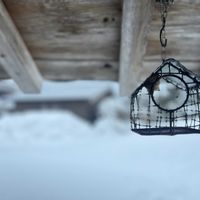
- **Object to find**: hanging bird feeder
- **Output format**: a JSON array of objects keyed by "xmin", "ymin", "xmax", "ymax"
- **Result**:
[
  {"xmin": 130, "ymin": 58, "xmax": 200, "ymax": 135},
  {"xmin": 130, "ymin": 0, "xmax": 200, "ymax": 135}
]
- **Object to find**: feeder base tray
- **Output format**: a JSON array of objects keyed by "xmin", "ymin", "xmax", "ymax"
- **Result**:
[{"xmin": 132, "ymin": 127, "xmax": 200, "ymax": 136}]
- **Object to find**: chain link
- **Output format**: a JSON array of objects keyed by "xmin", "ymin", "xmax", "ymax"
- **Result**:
[
  {"xmin": 160, "ymin": 2, "xmax": 168, "ymax": 61},
  {"xmin": 158, "ymin": 0, "xmax": 174, "ymax": 61}
]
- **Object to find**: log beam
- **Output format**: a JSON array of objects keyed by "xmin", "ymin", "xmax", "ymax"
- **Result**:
[
  {"xmin": 119, "ymin": 0, "xmax": 154, "ymax": 96},
  {"xmin": 37, "ymin": 60, "xmax": 118, "ymax": 81},
  {"xmin": 0, "ymin": 1, "xmax": 42, "ymax": 93}
]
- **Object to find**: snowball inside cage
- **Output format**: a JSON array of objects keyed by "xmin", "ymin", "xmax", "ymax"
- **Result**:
[{"xmin": 130, "ymin": 58, "xmax": 200, "ymax": 135}]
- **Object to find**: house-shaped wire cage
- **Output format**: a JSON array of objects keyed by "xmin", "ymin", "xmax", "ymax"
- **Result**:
[{"xmin": 130, "ymin": 58, "xmax": 200, "ymax": 135}]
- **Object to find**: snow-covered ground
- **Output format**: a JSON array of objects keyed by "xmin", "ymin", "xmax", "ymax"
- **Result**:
[{"xmin": 0, "ymin": 82, "xmax": 200, "ymax": 200}]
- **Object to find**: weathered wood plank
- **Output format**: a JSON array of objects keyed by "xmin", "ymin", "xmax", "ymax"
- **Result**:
[
  {"xmin": 0, "ymin": 0, "xmax": 42, "ymax": 93},
  {"xmin": 37, "ymin": 60, "xmax": 118, "ymax": 81},
  {"xmin": 0, "ymin": 60, "xmax": 119, "ymax": 81},
  {"xmin": 0, "ymin": 0, "xmax": 199, "ymax": 93},
  {"xmin": 4, "ymin": 0, "xmax": 200, "ymax": 63},
  {"xmin": 3, "ymin": 0, "xmax": 121, "ymax": 61},
  {"xmin": 119, "ymin": 0, "xmax": 153, "ymax": 96},
  {"xmin": 1, "ymin": 59, "xmax": 199, "ymax": 82},
  {"xmin": 144, "ymin": 0, "xmax": 200, "ymax": 64},
  {"xmin": 2, "ymin": 59, "xmax": 199, "ymax": 81}
]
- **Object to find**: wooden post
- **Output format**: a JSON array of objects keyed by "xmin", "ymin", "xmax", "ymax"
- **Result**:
[
  {"xmin": 0, "ymin": 1, "xmax": 42, "ymax": 93},
  {"xmin": 119, "ymin": 0, "xmax": 153, "ymax": 96}
]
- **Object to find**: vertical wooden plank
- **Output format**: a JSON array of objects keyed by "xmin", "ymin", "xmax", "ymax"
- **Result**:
[{"xmin": 119, "ymin": 0, "xmax": 153, "ymax": 96}]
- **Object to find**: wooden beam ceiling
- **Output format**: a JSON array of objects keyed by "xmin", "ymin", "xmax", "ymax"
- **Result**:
[
  {"xmin": 0, "ymin": 0, "xmax": 42, "ymax": 93},
  {"xmin": 0, "ymin": 0, "xmax": 199, "ymax": 95}
]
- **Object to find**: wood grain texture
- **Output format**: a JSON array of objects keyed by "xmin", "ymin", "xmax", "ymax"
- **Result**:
[
  {"xmin": 3, "ymin": 0, "xmax": 122, "ymax": 60},
  {"xmin": 0, "ymin": 60, "xmax": 119, "ymax": 81},
  {"xmin": 37, "ymin": 60, "xmax": 118, "ymax": 81},
  {"xmin": 144, "ymin": 0, "xmax": 200, "ymax": 65},
  {"xmin": 0, "ymin": 0, "xmax": 199, "ymax": 95},
  {"xmin": 0, "ymin": 0, "xmax": 42, "ymax": 93},
  {"xmin": 119, "ymin": 0, "xmax": 153, "ymax": 96}
]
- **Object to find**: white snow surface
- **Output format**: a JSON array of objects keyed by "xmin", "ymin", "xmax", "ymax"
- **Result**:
[{"xmin": 0, "ymin": 108, "xmax": 200, "ymax": 199}]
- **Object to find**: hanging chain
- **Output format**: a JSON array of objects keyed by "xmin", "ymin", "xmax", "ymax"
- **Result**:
[
  {"xmin": 160, "ymin": 2, "xmax": 167, "ymax": 61},
  {"xmin": 160, "ymin": 2, "xmax": 168, "ymax": 61},
  {"xmin": 157, "ymin": 0, "xmax": 174, "ymax": 61}
]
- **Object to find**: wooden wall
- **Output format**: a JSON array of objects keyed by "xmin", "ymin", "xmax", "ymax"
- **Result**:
[{"xmin": 0, "ymin": 0, "xmax": 199, "ymax": 83}]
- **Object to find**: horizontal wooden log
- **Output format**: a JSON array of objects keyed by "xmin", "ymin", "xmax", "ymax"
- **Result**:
[
  {"xmin": 0, "ymin": 60, "xmax": 119, "ymax": 81},
  {"xmin": 37, "ymin": 60, "xmax": 118, "ymax": 81},
  {"xmin": 0, "ymin": 0, "xmax": 42, "ymax": 93},
  {"xmin": 0, "ymin": 59, "xmax": 199, "ymax": 82}
]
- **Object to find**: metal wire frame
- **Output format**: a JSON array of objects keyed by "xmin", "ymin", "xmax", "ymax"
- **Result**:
[{"xmin": 130, "ymin": 58, "xmax": 200, "ymax": 135}]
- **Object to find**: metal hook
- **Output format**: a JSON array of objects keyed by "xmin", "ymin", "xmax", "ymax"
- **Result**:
[{"xmin": 159, "ymin": 2, "xmax": 169, "ymax": 61}]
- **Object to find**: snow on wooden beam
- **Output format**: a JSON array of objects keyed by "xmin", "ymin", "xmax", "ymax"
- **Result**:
[
  {"xmin": 119, "ymin": 0, "xmax": 154, "ymax": 96},
  {"xmin": 0, "ymin": 1, "xmax": 42, "ymax": 93}
]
